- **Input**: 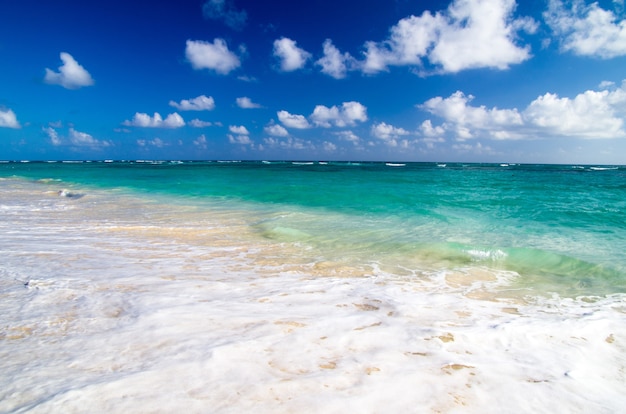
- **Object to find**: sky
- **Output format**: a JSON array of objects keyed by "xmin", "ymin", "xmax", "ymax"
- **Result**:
[{"xmin": 1, "ymin": 0, "xmax": 626, "ymax": 163}]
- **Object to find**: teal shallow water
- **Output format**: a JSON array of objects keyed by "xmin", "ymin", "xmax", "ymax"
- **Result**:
[{"xmin": 2, "ymin": 161, "xmax": 625, "ymax": 297}]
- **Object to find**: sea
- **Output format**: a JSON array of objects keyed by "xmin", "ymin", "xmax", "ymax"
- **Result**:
[{"xmin": 1, "ymin": 160, "xmax": 625, "ymax": 413}]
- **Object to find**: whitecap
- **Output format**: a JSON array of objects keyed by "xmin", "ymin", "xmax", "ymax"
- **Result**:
[
  {"xmin": 590, "ymin": 166, "xmax": 618, "ymax": 171},
  {"xmin": 58, "ymin": 189, "xmax": 85, "ymax": 199},
  {"xmin": 465, "ymin": 249, "xmax": 508, "ymax": 261}
]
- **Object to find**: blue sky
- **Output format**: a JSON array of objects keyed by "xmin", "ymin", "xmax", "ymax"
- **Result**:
[{"xmin": 1, "ymin": 0, "xmax": 626, "ymax": 163}]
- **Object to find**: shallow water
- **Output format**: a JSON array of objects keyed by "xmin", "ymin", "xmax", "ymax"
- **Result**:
[{"xmin": 1, "ymin": 162, "xmax": 625, "ymax": 412}]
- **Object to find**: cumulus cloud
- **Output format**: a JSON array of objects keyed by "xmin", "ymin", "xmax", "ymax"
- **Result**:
[
  {"xmin": 228, "ymin": 134, "xmax": 253, "ymax": 145},
  {"xmin": 420, "ymin": 120, "xmax": 446, "ymax": 137},
  {"xmin": 599, "ymin": 80, "xmax": 616, "ymax": 89},
  {"xmin": 263, "ymin": 136, "xmax": 314, "ymax": 151},
  {"xmin": 194, "ymin": 134, "xmax": 208, "ymax": 149},
  {"xmin": 371, "ymin": 122, "xmax": 410, "ymax": 139},
  {"xmin": 421, "ymin": 91, "xmax": 523, "ymax": 139},
  {"xmin": 277, "ymin": 110, "xmax": 311, "ymax": 129},
  {"xmin": 264, "ymin": 123, "xmax": 289, "ymax": 137},
  {"xmin": 310, "ymin": 101, "xmax": 368, "ymax": 127},
  {"xmin": 229, "ymin": 125, "xmax": 249, "ymax": 135},
  {"xmin": 335, "ymin": 130, "xmax": 361, "ymax": 145},
  {"xmin": 0, "ymin": 108, "xmax": 20, "ymax": 128},
  {"xmin": 316, "ymin": 39, "xmax": 356, "ymax": 79},
  {"xmin": 323, "ymin": 141, "xmax": 337, "ymax": 152},
  {"xmin": 419, "ymin": 82, "xmax": 626, "ymax": 140},
  {"xmin": 44, "ymin": 52, "xmax": 94, "ymax": 89},
  {"xmin": 524, "ymin": 87, "xmax": 626, "ymax": 138},
  {"xmin": 189, "ymin": 119, "xmax": 213, "ymax": 127},
  {"xmin": 273, "ymin": 37, "xmax": 312, "ymax": 71},
  {"xmin": 236, "ymin": 97, "xmax": 262, "ymax": 108},
  {"xmin": 544, "ymin": 0, "xmax": 626, "ymax": 58},
  {"xmin": 123, "ymin": 112, "xmax": 185, "ymax": 128},
  {"xmin": 371, "ymin": 122, "xmax": 411, "ymax": 146},
  {"xmin": 169, "ymin": 95, "xmax": 215, "ymax": 111},
  {"xmin": 45, "ymin": 126, "xmax": 111, "ymax": 148},
  {"xmin": 137, "ymin": 138, "xmax": 167, "ymax": 148},
  {"xmin": 69, "ymin": 128, "xmax": 105, "ymax": 147},
  {"xmin": 202, "ymin": 0, "xmax": 247, "ymax": 30},
  {"xmin": 363, "ymin": 0, "xmax": 536, "ymax": 74},
  {"xmin": 186, "ymin": 39, "xmax": 241, "ymax": 74}
]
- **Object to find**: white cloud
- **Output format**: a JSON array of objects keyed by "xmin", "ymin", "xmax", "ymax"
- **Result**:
[
  {"xmin": 545, "ymin": 0, "xmax": 626, "ymax": 58},
  {"xmin": 452, "ymin": 141, "xmax": 495, "ymax": 155},
  {"xmin": 237, "ymin": 75, "xmax": 257, "ymax": 82},
  {"xmin": 162, "ymin": 113, "xmax": 185, "ymax": 128},
  {"xmin": 169, "ymin": 95, "xmax": 215, "ymax": 111},
  {"xmin": 273, "ymin": 37, "xmax": 312, "ymax": 71},
  {"xmin": 186, "ymin": 39, "xmax": 241, "ymax": 74},
  {"xmin": 277, "ymin": 110, "xmax": 311, "ymax": 129},
  {"xmin": 189, "ymin": 119, "xmax": 213, "ymax": 127},
  {"xmin": 421, "ymin": 91, "xmax": 523, "ymax": 139},
  {"xmin": 263, "ymin": 136, "xmax": 314, "ymax": 151},
  {"xmin": 124, "ymin": 112, "xmax": 185, "ymax": 128},
  {"xmin": 194, "ymin": 134, "xmax": 208, "ymax": 149},
  {"xmin": 43, "ymin": 127, "xmax": 62, "ymax": 145},
  {"xmin": 335, "ymin": 130, "xmax": 361, "ymax": 145},
  {"xmin": 371, "ymin": 122, "xmax": 411, "ymax": 146},
  {"xmin": 44, "ymin": 52, "xmax": 94, "ymax": 89},
  {"xmin": 371, "ymin": 122, "xmax": 410, "ymax": 139},
  {"xmin": 45, "ymin": 126, "xmax": 111, "ymax": 147},
  {"xmin": 316, "ymin": 39, "xmax": 356, "ymax": 79},
  {"xmin": 419, "ymin": 82, "xmax": 626, "ymax": 140},
  {"xmin": 0, "ymin": 108, "xmax": 20, "ymax": 129},
  {"xmin": 363, "ymin": 0, "xmax": 536, "ymax": 74},
  {"xmin": 228, "ymin": 134, "xmax": 252, "ymax": 145},
  {"xmin": 362, "ymin": 13, "xmax": 441, "ymax": 73},
  {"xmin": 430, "ymin": 0, "xmax": 537, "ymax": 72},
  {"xmin": 420, "ymin": 120, "xmax": 446, "ymax": 137},
  {"xmin": 599, "ymin": 80, "xmax": 616, "ymax": 89},
  {"xmin": 236, "ymin": 97, "xmax": 262, "ymax": 108},
  {"xmin": 229, "ymin": 125, "xmax": 249, "ymax": 135},
  {"xmin": 323, "ymin": 141, "xmax": 337, "ymax": 152},
  {"xmin": 69, "ymin": 128, "xmax": 103, "ymax": 147},
  {"xmin": 264, "ymin": 123, "xmax": 289, "ymax": 137},
  {"xmin": 341, "ymin": 101, "xmax": 369, "ymax": 124},
  {"xmin": 137, "ymin": 138, "xmax": 167, "ymax": 148},
  {"xmin": 524, "ymin": 88, "xmax": 626, "ymax": 138},
  {"xmin": 202, "ymin": 0, "xmax": 247, "ymax": 30},
  {"xmin": 310, "ymin": 101, "xmax": 368, "ymax": 127}
]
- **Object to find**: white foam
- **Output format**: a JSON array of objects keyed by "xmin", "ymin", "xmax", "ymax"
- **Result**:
[
  {"xmin": 466, "ymin": 248, "xmax": 508, "ymax": 261},
  {"xmin": 590, "ymin": 166, "xmax": 619, "ymax": 171},
  {"xmin": 1, "ymin": 178, "xmax": 625, "ymax": 413}
]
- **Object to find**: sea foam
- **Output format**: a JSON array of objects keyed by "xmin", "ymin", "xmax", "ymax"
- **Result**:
[{"xmin": 1, "ymin": 168, "xmax": 625, "ymax": 413}]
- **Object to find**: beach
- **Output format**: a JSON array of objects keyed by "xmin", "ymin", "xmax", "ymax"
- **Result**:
[{"xmin": 1, "ymin": 161, "xmax": 625, "ymax": 413}]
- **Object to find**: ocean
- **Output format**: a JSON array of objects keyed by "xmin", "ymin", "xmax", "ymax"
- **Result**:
[{"xmin": 1, "ymin": 160, "xmax": 625, "ymax": 413}]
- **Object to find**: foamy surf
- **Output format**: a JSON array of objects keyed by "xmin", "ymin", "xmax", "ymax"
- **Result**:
[{"xmin": 1, "ymin": 164, "xmax": 625, "ymax": 413}]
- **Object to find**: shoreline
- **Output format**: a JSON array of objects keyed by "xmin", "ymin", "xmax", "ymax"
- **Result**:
[{"xmin": 1, "ymin": 168, "xmax": 625, "ymax": 412}]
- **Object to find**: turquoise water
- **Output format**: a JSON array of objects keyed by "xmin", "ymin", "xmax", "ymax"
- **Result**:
[
  {"xmin": 2, "ymin": 161, "xmax": 625, "ymax": 297},
  {"xmin": 2, "ymin": 161, "xmax": 626, "ymax": 412}
]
